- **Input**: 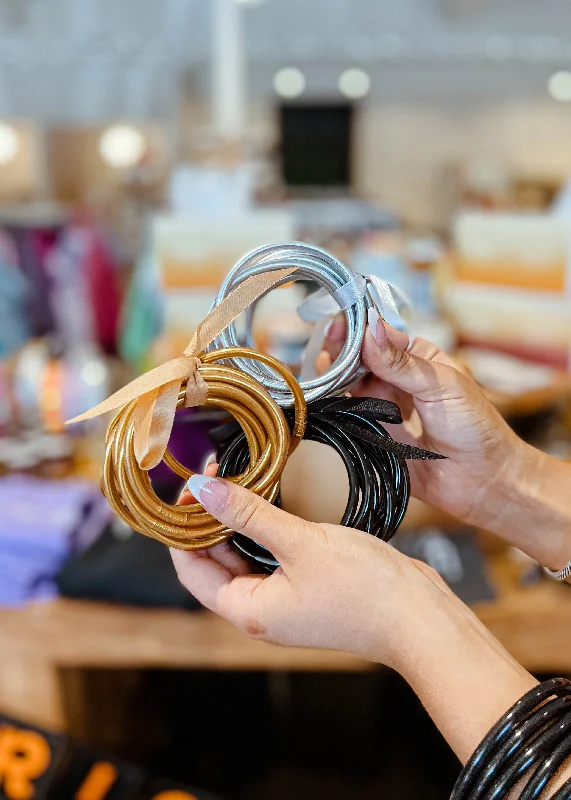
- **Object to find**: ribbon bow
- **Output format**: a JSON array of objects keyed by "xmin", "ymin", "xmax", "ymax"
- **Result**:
[
  {"xmin": 67, "ymin": 266, "xmax": 297, "ymax": 469},
  {"xmin": 297, "ymin": 274, "xmax": 411, "ymax": 333},
  {"xmin": 211, "ymin": 396, "xmax": 445, "ymax": 462},
  {"xmin": 300, "ymin": 397, "xmax": 446, "ymax": 460}
]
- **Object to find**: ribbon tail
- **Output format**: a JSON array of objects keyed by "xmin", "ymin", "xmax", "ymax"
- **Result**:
[
  {"xmin": 186, "ymin": 266, "xmax": 298, "ymax": 356},
  {"xmin": 134, "ymin": 381, "xmax": 182, "ymax": 469},
  {"xmin": 366, "ymin": 276, "xmax": 407, "ymax": 333},
  {"xmin": 66, "ymin": 358, "xmax": 199, "ymax": 424},
  {"xmin": 329, "ymin": 418, "xmax": 446, "ymax": 460}
]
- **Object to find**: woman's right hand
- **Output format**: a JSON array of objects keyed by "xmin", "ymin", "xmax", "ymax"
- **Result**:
[
  {"xmin": 321, "ymin": 311, "xmax": 571, "ymax": 570},
  {"xmin": 323, "ymin": 310, "xmax": 525, "ymax": 527}
]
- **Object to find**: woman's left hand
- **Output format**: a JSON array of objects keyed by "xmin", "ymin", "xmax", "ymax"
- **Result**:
[
  {"xmin": 172, "ymin": 468, "xmax": 442, "ymax": 668},
  {"xmin": 173, "ymin": 468, "xmax": 539, "ymax": 768}
]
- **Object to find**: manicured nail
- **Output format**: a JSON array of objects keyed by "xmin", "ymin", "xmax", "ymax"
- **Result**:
[
  {"xmin": 187, "ymin": 475, "xmax": 230, "ymax": 512},
  {"xmin": 367, "ymin": 307, "xmax": 387, "ymax": 346},
  {"xmin": 324, "ymin": 315, "xmax": 345, "ymax": 342}
]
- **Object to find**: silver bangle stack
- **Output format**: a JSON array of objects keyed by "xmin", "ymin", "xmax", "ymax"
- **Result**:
[{"xmin": 208, "ymin": 242, "xmax": 375, "ymax": 407}]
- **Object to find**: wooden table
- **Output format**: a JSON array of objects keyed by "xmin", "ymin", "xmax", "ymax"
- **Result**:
[{"xmin": 1, "ymin": 550, "xmax": 570, "ymax": 734}]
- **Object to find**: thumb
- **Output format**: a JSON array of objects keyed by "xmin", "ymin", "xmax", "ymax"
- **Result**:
[
  {"xmin": 186, "ymin": 474, "xmax": 316, "ymax": 566},
  {"xmin": 364, "ymin": 308, "xmax": 455, "ymax": 400}
]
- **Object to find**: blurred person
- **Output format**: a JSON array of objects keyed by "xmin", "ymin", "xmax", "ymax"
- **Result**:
[{"xmin": 172, "ymin": 310, "xmax": 571, "ymax": 796}]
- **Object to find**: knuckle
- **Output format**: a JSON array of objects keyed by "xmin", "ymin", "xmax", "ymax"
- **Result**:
[
  {"xmin": 231, "ymin": 492, "xmax": 265, "ymax": 533},
  {"xmin": 386, "ymin": 344, "xmax": 410, "ymax": 375}
]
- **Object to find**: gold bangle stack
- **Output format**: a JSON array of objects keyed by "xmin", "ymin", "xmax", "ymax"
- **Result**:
[{"xmin": 102, "ymin": 347, "xmax": 307, "ymax": 550}]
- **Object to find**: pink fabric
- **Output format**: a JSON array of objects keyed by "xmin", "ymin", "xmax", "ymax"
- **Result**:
[{"xmin": 85, "ymin": 231, "xmax": 121, "ymax": 353}]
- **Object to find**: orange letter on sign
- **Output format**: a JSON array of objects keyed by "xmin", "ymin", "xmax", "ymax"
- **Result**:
[
  {"xmin": 0, "ymin": 727, "xmax": 51, "ymax": 800},
  {"xmin": 153, "ymin": 792, "xmax": 199, "ymax": 800},
  {"xmin": 75, "ymin": 761, "xmax": 118, "ymax": 800}
]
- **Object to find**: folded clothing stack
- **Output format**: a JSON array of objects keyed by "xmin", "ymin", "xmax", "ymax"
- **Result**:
[{"xmin": 0, "ymin": 474, "xmax": 110, "ymax": 607}]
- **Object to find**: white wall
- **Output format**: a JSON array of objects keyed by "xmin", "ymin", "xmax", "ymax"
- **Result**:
[{"xmin": 353, "ymin": 98, "xmax": 571, "ymax": 228}]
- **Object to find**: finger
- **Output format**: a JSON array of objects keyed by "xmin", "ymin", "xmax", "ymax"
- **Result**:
[
  {"xmin": 382, "ymin": 321, "xmax": 410, "ymax": 351},
  {"xmin": 203, "ymin": 540, "xmax": 252, "ymax": 576},
  {"xmin": 171, "ymin": 546, "xmax": 234, "ymax": 608},
  {"xmin": 176, "ymin": 464, "xmax": 252, "ymax": 576},
  {"xmin": 406, "ymin": 336, "xmax": 470, "ymax": 376},
  {"xmin": 364, "ymin": 308, "xmax": 459, "ymax": 401},
  {"xmin": 171, "ymin": 547, "xmax": 265, "ymax": 621},
  {"xmin": 315, "ymin": 349, "xmax": 332, "ymax": 376},
  {"xmin": 178, "ymin": 461, "xmax": 218, "ymax": 505},
  {"xmin": 382, "ymin": 319, "xmax": 469, "ymax": 377},
  {"xmin": 185, "ymin": 474, "xmax": 317, "ymax": 565},
  {"xmin": 322, "ymin": 314, "xmax": 346, "ymax": 360}
]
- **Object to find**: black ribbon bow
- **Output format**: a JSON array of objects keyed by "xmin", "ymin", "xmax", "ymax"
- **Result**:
[
  {"xmin": 295, "ymin": 396, "xmax": 446, "ymax": 461},
  {"xmin": 210, "ymin": 396, "xmax": 445, "ymax": 462}
]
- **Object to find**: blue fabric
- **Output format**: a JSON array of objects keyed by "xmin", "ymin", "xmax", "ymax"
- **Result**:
[{"xmin": 0, "ymin": 474, "xmax": 110, "ymax": 607}]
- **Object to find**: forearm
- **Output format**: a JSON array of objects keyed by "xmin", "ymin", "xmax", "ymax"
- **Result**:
[
  {"xmin": 385, "ymin": 577, "xmax": 571, "ymax": 796},
  {"xmin": 389, "ymin": 577, "xmax": 536, "ymax": 764},
  {"xmin": 471, "ymin": 440, "xmax": 571, "ymax": 571}
]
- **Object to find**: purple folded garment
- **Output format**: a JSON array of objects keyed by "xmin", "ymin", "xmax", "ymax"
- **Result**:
[
  {"xmin": 149, "ymin": 408, "xmax": 221, "ymax": 491},
  {"xmin": 0, "ymin": 474, "xmax": 110, "ymax": 607}
]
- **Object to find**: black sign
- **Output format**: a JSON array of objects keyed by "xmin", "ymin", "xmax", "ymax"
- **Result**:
[{"xmin": 0, "ymin": 716, "xmax": 219, "ymax": 800}]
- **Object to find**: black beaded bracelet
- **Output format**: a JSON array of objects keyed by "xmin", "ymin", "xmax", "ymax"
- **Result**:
[
  {"xmin": 213, "ymin": 396, "xmax": 445, "ymax": 572},
  {"xmin": 451, "ymin": 678, "xmax": 571, "ymax": 800}
]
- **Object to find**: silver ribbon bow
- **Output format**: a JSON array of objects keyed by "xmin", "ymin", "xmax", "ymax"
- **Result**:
[
  {"xmin": 297, "ymin": 272, "xmax": 410, "ymax": 332},
  {"xmin": 297, "ymin": 272, "xmax": 411, "ymax": 382}
]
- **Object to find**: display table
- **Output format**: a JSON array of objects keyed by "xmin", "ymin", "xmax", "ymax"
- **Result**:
[{"xmin": 0, "ymin": 550, "xmax": 569, "ymax": 734}]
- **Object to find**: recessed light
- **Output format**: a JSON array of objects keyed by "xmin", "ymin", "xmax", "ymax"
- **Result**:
[
  {"xmin": 0, "ymin": 123, "xmax": 19, "ymax": 165},
  {"xmin": 99, "ymin": 125, "xmax": 146, "ymax": 169},
  {"xmin": 338, "ymin": 68, "xmax": 371, "ymax": 100},
  {"xmin": 273, "ymin": 67, "xmax": 306, "ymax": 99},
  {"xmin": 548, "ymin": 71, "xmax": 571, "ymax": 102}
]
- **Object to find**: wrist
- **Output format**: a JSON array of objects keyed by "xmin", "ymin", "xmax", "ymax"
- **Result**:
[
  {"xmin": 367, "ymin": 562, "xmax": 456, "ymax": 670},
  {"xmin": 472, "ymin": 437, "xmax": 571, "ymax": 569},
  {"xmin": 468, "ymin": 435, "xmax": 537, "ymax": 532},
  {"xmin": 361, "ymin": 558, "xmax": 443, "ymax": 669}
]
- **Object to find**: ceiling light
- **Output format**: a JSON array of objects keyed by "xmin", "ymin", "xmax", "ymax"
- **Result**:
[
  {"xmin": 99, "ymin": 125, "xmax": 146, "ymax": 169},
  {"xmin": 338, "ymin": 68, "xmax": 371, "ymax": 100},
  {"xmin": 548, "ymin": 71, "xmax": 571, "ymax": 102},
  {"xmin": 273, "ymin": 67, "xmax": 306, "ymax": 99},
  {"xmin": 0, "ymin": 123, "xmax": 19, "ymax": 165}
]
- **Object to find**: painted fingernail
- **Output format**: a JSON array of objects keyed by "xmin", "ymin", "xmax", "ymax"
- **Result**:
[
  {"xmin": 367, "ymin": 307, "xmax": 387, "ymax": 346},
  {"xmin": 187, "ymin": 475, "xmax": 230, "ymax": 512},
  {"xmin": 324, "ymin": 315, "xmax": 345, "ymax": 342}
]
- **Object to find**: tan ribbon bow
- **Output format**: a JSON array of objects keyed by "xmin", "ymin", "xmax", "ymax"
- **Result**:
[{"xmin": 67, "ymin": 267, "xmax": 297, "ymax": 469}]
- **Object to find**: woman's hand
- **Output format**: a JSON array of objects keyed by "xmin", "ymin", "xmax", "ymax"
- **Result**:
[
  {"xmin": 322, "ymin": 310, "xmax": 525, "ymax": 528},
  {"xmin": 173, "ymin": 470, "xmax": 438, "ymax": 667},
  {"xmin": 321, "ymin": 311, "xmax": 571, "ymax": 571},
  {"xmin": 172, "ymin": 472, "xmax": 537, "ymax": 768}
]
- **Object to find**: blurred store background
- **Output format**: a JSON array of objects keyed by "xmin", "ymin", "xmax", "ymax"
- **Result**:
[{"xmin": 1, "ymin": 1, "xmax": 571, "ymax": 798}]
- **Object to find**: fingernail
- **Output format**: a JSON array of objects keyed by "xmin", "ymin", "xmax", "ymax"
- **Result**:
[
  {"xmin": 187, "ymin": 475, "xmax": 230, "ymax": 512},
  {"xmin": 324, "ymin": 315, "xmax": 345, "ymax": 342},
  {"xmin": 367, "ymin": 307, "xmax": 387, "ymax": 346}
]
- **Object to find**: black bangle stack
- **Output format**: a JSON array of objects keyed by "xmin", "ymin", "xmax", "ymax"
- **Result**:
[
  {"xmin": 213, "ymin": 396, "xmax": 445, "ymax": 572},
  {"xmin": 452, "ymin": 678, "xmax": 571, "ymax": 800}
]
